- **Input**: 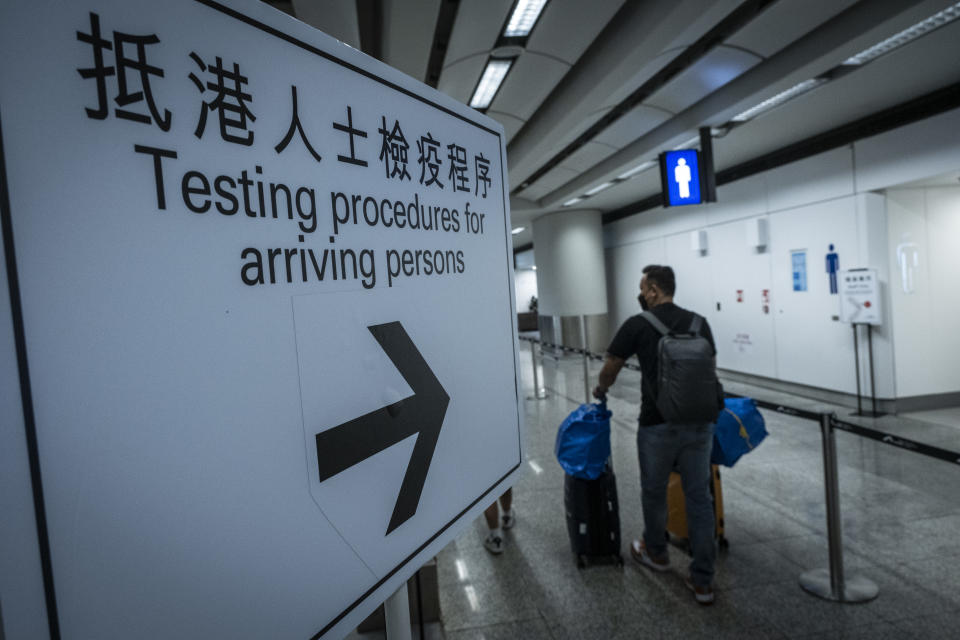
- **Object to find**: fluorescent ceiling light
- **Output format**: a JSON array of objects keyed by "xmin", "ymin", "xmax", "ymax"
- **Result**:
[
  {"xmin": 562, "ymin": 197, "xmax": 583, "ymax": 206},
  {"xmin": 469, "ymin": 60, "xmax": 512, "ymax": 109},
  {"xmin": 843, "ymin": 2, "xmax": 960, "ymax": 66},
  {"xmin": 731, "ymin": 78, "xmax": 826, "ymax": 123},
  {"xmin": 511, "ymin": 226, "xmax": 525, "ymax": 234},
  {"xmin": 618, "ymin": 161, "xmax": 656, "ymax": 180},
  {"xmin": 503, "ymin": 0, "xmax": 549, "ymax": 37},
  {"xmin": 584, "ymin": 181, "xmax": 613, "ymax": 196}
]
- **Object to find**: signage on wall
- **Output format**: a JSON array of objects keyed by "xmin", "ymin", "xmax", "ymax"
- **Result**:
[
  {"xmin": 826, "ymin": 244, "xmax": 840, "ymax": 294},
  {"xmin": 838, "ymin": 268, "xmax": 882, "ymax": 325},
  {"xmin": 761, "ymin": 289, "xmax": 770, "ymax": 315},
  {"xmin": 791, "ymin": 250, "xmax": 808, "ymax": 291},
  {"xmin": 0, "ymin": 1, "xmax": 522, "ymax": 639},
  {"xmin": 737, "ymin": 289, "xmax": 744, "ymax": 303}
]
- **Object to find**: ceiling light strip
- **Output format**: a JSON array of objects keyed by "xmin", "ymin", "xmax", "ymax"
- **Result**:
[
  {"xmin": 730, "ymin": 78, "xmax": 826, "ymax": 123},
  {"xmin": 469, "ymin": 59, "xmax": 513, "ymax": 109},
  {"xmin": 584, "ymin": 181, "xmax": 613, "ymax": 196},
  {"xmin": 617, "ymin": 161, "xmax": 657, "ymax": 180},
  {"xmin": 503, "ymin": 0, "xmax": 550, "ymax": 37},
  {"xmin": 843, "ymin": 2, "xmax": 960, "ymax": 65}
]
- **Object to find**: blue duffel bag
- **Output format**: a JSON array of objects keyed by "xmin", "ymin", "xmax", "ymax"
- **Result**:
[
  {"xmin": 711, "ymin": 397, "xmax": 768, "ymax": 467},
  {"xmin": 555, "ymin": 401, "xmax": 612, "ymax": 480}
]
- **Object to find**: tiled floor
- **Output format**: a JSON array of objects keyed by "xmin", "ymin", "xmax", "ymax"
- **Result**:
[{"xmin": 353, "ymin": 341, "xmax": 960, "ymax": 639}]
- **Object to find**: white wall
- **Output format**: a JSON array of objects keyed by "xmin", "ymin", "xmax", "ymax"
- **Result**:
[
  {"xmin": 887, "ymin": 186, "xmax": 960, "ymax": 397},
  {"xmin": 514, "ymin": 269, "xmax": 539, "ymax": 312},
  {"xmin": 602, "ymin": 107, "xmax": 960, "ymax": 400}
]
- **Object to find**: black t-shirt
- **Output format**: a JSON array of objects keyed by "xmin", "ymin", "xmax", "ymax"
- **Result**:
[{"xmin": 607, "ymin": 302, "xmax": 716, "ymax": 426}]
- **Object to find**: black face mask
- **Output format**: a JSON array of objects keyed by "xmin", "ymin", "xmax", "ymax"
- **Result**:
[{"xmin": 638, "ymin": 294, "xmax": 650, "ymax": 311}]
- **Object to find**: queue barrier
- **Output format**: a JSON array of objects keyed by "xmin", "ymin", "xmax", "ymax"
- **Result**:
[{"xmin": 517, "ymin": 334, "xmax": 960, "ymax": 603}]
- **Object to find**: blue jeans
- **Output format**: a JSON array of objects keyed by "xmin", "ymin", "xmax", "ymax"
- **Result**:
[{"xmin": 637, "ymin": 422, "xmax": 716, "ymax": 587}]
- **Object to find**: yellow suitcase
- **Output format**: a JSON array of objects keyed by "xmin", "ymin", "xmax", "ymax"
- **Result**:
[{"xmin": 666, "ymin": 464, "xmax": 726, "ymax": 550}]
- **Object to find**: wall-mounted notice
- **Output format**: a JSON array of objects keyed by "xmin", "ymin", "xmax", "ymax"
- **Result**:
[
  {"xmin": 839, "ymin": 268, "xmax": 882, "ymax": 325},
  {"xmin": 0, "ymin": 1, "xmax": 522, "ymax": 639},
  {"xmin": 733, "ymin": 332, "xmax": 753, "ymax": 353},
  {"xmin": 791, "ymin": 250, "xmax": 807, "ymax": 292}
]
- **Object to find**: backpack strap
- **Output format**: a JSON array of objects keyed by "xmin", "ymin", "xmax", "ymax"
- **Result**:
[
  {"xmin": 640, "ymin": 311, "xmax": 671, "ymax": 336},
  {"xmin": 689, "ymin": 315, "xmax": 703, "ymax": 335}
]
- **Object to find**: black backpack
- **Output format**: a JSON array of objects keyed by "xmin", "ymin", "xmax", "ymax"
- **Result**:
[{"xmin": 640, "ymin": 311, "xmax": 722, "ymax": 423}]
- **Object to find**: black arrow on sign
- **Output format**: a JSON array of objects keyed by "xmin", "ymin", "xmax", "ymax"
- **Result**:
[{"xmin": 315, "ymin": 321, "xmax": 450, "ymax": 535}]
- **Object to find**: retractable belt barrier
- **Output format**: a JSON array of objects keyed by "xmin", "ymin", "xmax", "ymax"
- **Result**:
[
  {"xmin": 519, "ymin": 336, "xmax": 960, "ymax": 466},
  {"xmin": 518, "ymin": 333, "xmax": 960, "ymax": 604}
]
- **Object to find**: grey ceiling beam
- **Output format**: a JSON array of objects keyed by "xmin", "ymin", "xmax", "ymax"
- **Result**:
[{"xmin": 537, "ymin": 0, "xmax": 939, "ymax": 209}]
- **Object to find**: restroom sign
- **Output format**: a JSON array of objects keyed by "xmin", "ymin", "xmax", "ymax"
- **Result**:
[
  {"xmin": 839, "ymin": 268, "xmax": 882, "ymax": 325},
  {"xmin": 659, "ymin": 149, "xmax": 703, "ymax": 206},
  {"xmin": 0, "ymin": 1, "xmax": 523, "ymax": 639}
]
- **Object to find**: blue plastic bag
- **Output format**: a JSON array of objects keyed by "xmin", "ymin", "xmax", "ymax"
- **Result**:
[
  {"xmin": 711, "ymin": 397, "xmax": 768, "ymax": 467},
  {"xmin": 555, "ymin": 401, "xmax": 612, "ymax": 480}
]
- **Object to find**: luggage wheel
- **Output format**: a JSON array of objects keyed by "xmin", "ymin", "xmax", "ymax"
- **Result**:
[
  {"xmin": 718, "ymin": 536, "xmax": 729, "ymax": 550},
  {"xmin": 576, "ymin": 554, "xmax": 586, "ymax": 569}
]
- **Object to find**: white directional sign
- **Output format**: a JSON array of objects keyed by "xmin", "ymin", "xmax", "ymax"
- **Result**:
[
  {"xmin": 0, "ymin": 1, "xmax": 523, "ymax": 639},
  {"xmin": 838, "ymin": 268, "xmax": 882, "ymax": 325}
]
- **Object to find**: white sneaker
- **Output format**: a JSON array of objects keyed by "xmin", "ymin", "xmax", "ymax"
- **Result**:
[
  {"xmin": 501, "ymin": 511, "xmax": 515, "ymax": 530},
  {"xmin": 483, "ymin": 533, "xmax": 504, "ymax": 554}
]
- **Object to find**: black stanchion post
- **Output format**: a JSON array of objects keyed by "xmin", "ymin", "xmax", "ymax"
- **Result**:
[
  {"xmin": 852, "ymin": 324, "xmax": 863, "ymax": 416},
  {"xmin": 799, "ymin": 412, "xmax": 878, "ymax": 603},
  {"xmin": 580, "ymin": 315, "xmax": 590, "ymax": 404},
  {"xmin": 868, "ymin": 325, "xmax": 879, "ymax": 417}
]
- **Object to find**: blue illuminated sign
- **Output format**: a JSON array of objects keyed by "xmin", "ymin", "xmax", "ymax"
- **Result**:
[{"xmin": 662, "ymin": 149, "xmax": 702, "ymax": 207}]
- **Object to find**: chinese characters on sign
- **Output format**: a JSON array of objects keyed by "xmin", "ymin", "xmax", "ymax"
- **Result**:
[{"xmin": 75, "ymin": 11, "xmax": 499, "ymax": 290}]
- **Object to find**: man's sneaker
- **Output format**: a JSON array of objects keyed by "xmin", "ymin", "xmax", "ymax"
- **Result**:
[
  {"xmin": 501, "ymin": 511, "xmax": 515, "ymax": 530},
  {"xmin": 685, "ymin": 576, "xmax": 715, "ymax": 605},
  {"xmin": 630, "ymin": 539, "xmax": 670, "ymax": 572},
  {"xmin": 483, "ymin": 533, "xmax": 504, "ymax": 555}
]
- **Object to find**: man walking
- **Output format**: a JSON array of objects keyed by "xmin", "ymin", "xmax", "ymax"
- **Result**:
[{"xmin": 593, "ymin": 265, "xmax": 719, "ymax": 604}]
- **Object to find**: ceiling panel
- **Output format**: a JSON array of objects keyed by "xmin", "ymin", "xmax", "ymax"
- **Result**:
[
  {"xmin": 507, "ymin": 107, "xmax": 608, "ymax": 184},
  {"xmin": 657, "ymin": 0, "xmax": 742, "ymax": 55},
  {"xmin": 291, "ymin": 0, "xmax": 359, "ymax": 47},
  {"xmin": 558, "ymin": 140, "xmax": 619, "ymax": 174},
  {"xmin": 485, "ymin": 110, "xmax": 526, "ymax": 144},
  {"xmin": 489, "ymin": 52, "xmax": 570, "ymax": 121},
  {"xmin": 726, "ymin": 0, "xmax": 860, "ymax": 58},
  {"xmin": 592, "ymin": 104, "xmax": 674, "ymax": 149},
  {"xmin": 712, "ymin": 17, "xmax": 960, "ymax": 172},
  {"xmin": 574, "ymin": 168, "xmax": 662, "ymax": 212},
  {"xmin": 517, "ymin": 166, "xmax": 579, "ymax": 201},
  {"xmin": 525, "ymin": 0, "xmax": 625, "ymax": 65},
  {"xmin": 644, "ymin": 45, "xmax": 762, "ymax": 115},
  {"xmin": 437, "ymin": 53, "xmax": 488, "ymax": 104},
  {"xmin": 383, "ymin": 0, "xmax": 440, "ymax": 82},
  {"xmin": 442, "ymin": 0, "xmax": 513, "ymax": 68}
]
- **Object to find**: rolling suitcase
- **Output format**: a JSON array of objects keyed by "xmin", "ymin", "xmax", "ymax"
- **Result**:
[
  {"xmin": 666, "ymin": 464, "xmax": 727, "ymax": 551},
  {"xmin": 564, "ymin": 463, "xmax": 623, "ymax": 568}
]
